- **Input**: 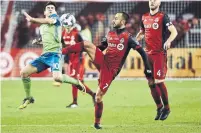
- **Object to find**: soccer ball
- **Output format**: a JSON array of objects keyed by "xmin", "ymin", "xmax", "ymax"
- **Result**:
[{"xmin": 60, "ymin": 13, "xmax": 76, "ymax": 27}]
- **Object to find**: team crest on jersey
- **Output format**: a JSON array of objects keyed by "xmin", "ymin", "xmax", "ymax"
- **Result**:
[
  {"xmin": 154, "ymin": 18, "xmax": 159, "ymax": 22},
  {"xmin": 120, "ymin": 38, "xmax": 124, "ymax": 43},
  {"xmin": 117, "ymin": 43, "xmax": 124, "ymax": 50},
  {"xmin": 152, "ymin": 23, "xmax": 159, "ymax": 29}
]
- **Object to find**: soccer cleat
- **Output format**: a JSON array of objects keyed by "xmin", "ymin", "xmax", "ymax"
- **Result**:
[
  {"xmin": 75, "ymin": 80, "xmax": 86, "ymax": 94},
  {"xmin": 66, "ymin": 103, "xmax": 78, "ymax": 108},
  {"xmin": 160, "ymin": 108, "xmax": 170, "ymax": 121},
  {"xmin": 18, "ymin": 97, "xmax": 35, "ymax": 109},
  {"xmin": 155, "ymin": 106, "xmax": 163, "ymax": 120},
  {"xmin": 94, "ymin": 123, "xmax": 102, "ymax": 129},
  {"xmin": 53, "ymin": 81, "xmax": 62, "ymax": 87}
]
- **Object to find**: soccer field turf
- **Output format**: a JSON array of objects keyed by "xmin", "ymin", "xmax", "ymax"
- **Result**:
[{"xmin": 1, "ymin": 80, "xmax": 201, "ymax": 133}]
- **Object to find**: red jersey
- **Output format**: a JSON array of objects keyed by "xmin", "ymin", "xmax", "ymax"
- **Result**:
[
  {"xmin": 62, "ymin": 28, "xmax": 83, "ymax": 63},
  {"xmin": 98, "ymin": 29, "xmax": 141, "ymax": 77},
  {"xmin": 140, "ymin": 12, "xmax": 172, "ymax": 54}
]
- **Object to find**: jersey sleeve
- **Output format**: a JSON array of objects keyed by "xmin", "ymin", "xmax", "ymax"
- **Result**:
[
  {"xmin": 140, "ymin": 15, "xmax": 145, "ymax": 32},
  {"xmin": 128, "ymin": 36, "xmax": 141, "ymax": 50},
  {"xmin": 97, "ymin": 37, "xmax": 108, "ymax": 51},
  {"xmin": 49, "ymin": 14, "xmax": 60, "ymax": 25},
  {"xmin": 163, "ymin": 13, "xmax": 172, "ymax": 27}
]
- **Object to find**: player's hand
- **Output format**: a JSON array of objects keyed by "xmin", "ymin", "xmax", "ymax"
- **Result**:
[
  {"xmin": 163, "ymin": 41, "xmax": 171, "ymax": 50},
  {"xmin": 144, "ymin": 69, "xmax": 152, "ymax": 78},
  {"xmin": 32, "ymin": 39, "xmax": 37, "ymax": 45},
  {"xmin": 23, "ymin": 11, "xmax": 33, "ymax": 22}
]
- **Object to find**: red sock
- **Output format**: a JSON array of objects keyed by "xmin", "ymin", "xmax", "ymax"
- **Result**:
[
  {"xmin": 72, "ymin": 85, "xmax": 78, "ymax": 104},
  {"xmin": 149, "ymin": 83, "xmax": 163, "ymax": 109},
  {"xmin": 84, "ymin": 83, "xmax": 95, "ymax": 97},
  {"xmin": 157, "ymin": 82, "xmax": 170, "ymax": 110},
  {"xmin": 95, "ymin": 101, "xmax": 103, "ymax": 124},
  {"xmin": 62, "ymin": 42, "xmax": 84, "ymax": 54}
]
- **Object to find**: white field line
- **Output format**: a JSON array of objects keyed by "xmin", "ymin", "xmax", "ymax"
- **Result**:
[
  {"xmin": 1, "ymin": 124, "xmax": 201, "ymax": 128},
  {"xmin": 1, "ymin": 77, "xmax": 201, "ymax": 81}
]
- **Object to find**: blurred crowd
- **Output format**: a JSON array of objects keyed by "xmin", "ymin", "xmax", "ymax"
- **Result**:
[{"xmin": 12, "ymin": 11, "xmax": 201, "ymax": 48}]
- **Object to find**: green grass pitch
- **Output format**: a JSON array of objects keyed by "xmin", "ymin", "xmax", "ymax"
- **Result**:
[{"xmin": 1, "ymin": 80, "xmax": 201, "ymax": 133}]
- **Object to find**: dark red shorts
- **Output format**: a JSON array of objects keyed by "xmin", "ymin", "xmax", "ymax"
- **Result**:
[
  {"xmin": 69, "ymin": 57, "xmax": 85, "ymax": 81},
  {"xmin": 93, "ymin": 48, "xmax": 114, "ymax": 93},
  {"xmin": 147, "ymin": 53, "xmax": 167, "ymax": 80}
]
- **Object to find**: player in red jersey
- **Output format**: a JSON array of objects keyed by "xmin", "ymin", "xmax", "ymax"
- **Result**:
[
  {"xmin": 62, "ymin": 12, "xmax": 153, "ymax": 129},
  {"xmin": 136, "ymin": 0, "xmax": 178, "ymax": 120},
  {"xmin": 60, "ymin": 13, "xmax": 95, "ymax": 108}
]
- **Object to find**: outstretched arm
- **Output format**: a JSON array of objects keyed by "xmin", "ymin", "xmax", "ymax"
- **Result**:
[
  {"xmin": 23, "ymin": 12, "xmax": 56, "ymax": 24},
  {"xmin": 128, "ymin": 36, "xmax": 152, "ymax": 78}
]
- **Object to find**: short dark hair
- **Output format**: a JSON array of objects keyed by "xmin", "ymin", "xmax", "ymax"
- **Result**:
[
  {"xmin": 45, "ymin": 1, "xmax": 57, "ymax": 9},
  {"xmin": 119, "ymin": 12, "xmax": 129, "ymax": 24}
]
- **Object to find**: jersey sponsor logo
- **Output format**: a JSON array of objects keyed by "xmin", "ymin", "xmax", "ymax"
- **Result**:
[
  {"xmin": 117, "ymin": 43, "xmax": 124, "ymax": 50},
  {"xmin": 152, "ymin": 23, "xmax": 159, "ymax": 29},
  {"xmin": 108, "ymin": 43, "xmax": 124, "ymax": 50},
  {"xmin": 108, "ymin": 43, "xmax": 117, "ymax": 47},
  {"xmin": 144, "ymin": 24, "xmax": 152, "ymax": 29}
]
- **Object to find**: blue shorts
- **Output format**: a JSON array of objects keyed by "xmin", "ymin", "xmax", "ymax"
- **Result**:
[{"xmin": 30, "ymin": 52, "xmax": 62, "ymax": 73}]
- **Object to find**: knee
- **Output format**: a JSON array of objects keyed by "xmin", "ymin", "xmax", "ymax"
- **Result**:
[
  {"xmin": 20, "ymin": 70, "xmax": 28, "ymax": 78},
  {"xmin": 53, "ymin": 76, "xmax": 62, "ymax": 82},
  {"xmin": 95, "ymin": 94, "xmax": 103, "ymax": 103},
  {"xmin": 53, "ymin": 75, "xmax": 62, "ymax": 82}
]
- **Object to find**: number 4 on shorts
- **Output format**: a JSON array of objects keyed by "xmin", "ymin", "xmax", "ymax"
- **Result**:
[{"xmin": 157, "ymin": 70, "xmax": 161, "ymax": 77}]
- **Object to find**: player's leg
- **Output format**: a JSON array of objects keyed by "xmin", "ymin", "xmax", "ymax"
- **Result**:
[
  {"xmin": 51, "ymin": 54, "xmax": 86, "ymax": 92},
  {"xmin": 66, "ymin": 63, "xmax": 79, "ymax": 108},
  {"xmin": 94, "ymin": 87, "xmax": 105, "ymax": 129},
  {"xmin": 19, "ymin": 59, "xmax": 46, "ymax": 109},
  {"xmin": 62, "ymin": 41, "xmax": 97, "ymax": 62},
  {"xmin": 154, "ymin": 54, "xmax": 170, "ymax": 120},
  {"xmin": 78, "ymin": 57, "xmax": 96, "ymax": 104},
  {"xmin": 146, "ymin": 54, "xmax": 163, "ymax": 120},
  {"xmin": 66, "ymin": 85, "xmax": 79, "ymax": 108},
  {"xmin": 94, "ymin": 63, "xmax": 113, "ymax": 129}
]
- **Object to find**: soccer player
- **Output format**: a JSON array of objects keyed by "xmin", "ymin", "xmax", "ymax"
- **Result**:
[
  {"xmin": 136, "ymin": 0, "xmax": 178, "ymax": 120},
  {"xmin": 19, "ymin": 2, "xmax": 86, "ymax": 109},
  {"xmin": 62, "ymin": 12, "xmax": 153, "ymax": 129},
  {"xmin": 60, "ymin": 13, "xmax": 95, "ymax": 108}
]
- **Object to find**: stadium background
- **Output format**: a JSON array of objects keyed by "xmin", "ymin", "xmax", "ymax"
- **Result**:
[
  {"xmin": 1, "ymin": 0, "xmax": 201, "ymax": 78},
  {"xmin": 1, "ymin": 1, "xmax": 201, "ymax": 133}
]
